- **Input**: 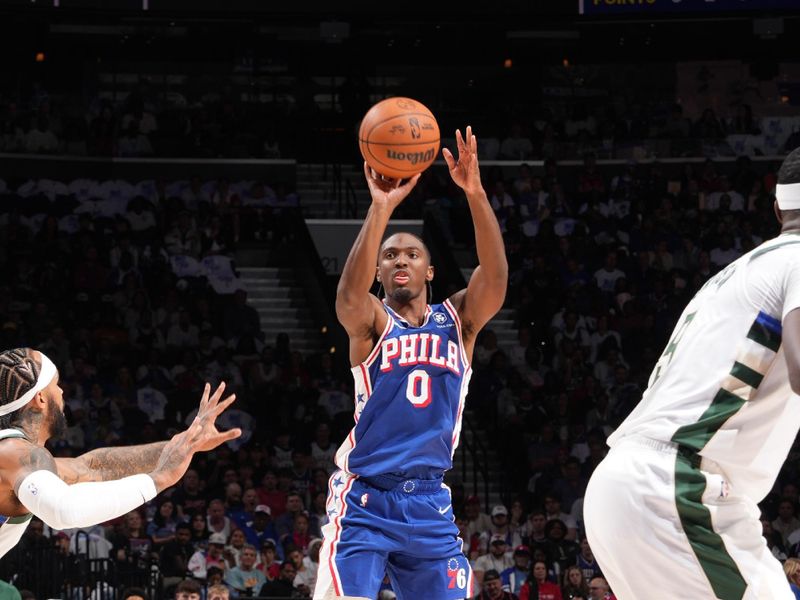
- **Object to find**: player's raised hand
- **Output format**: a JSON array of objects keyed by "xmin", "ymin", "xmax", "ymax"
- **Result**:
[
  {"xmin": 191, "ymin": 381, "xmax": 241, "ymax": 452},
  {"xmin": 363, "ymin": 161, "xmax": 421, "ymax": 212},
  {"xmin": 443, "ymin": 125, "xmax": 482, "ymax": 196},
  {"xmin": 149, "ymin": 382, "xmax": 241, "ymax": 491}
]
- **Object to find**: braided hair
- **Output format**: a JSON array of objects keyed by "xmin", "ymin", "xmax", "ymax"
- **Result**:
[{"xmin": 0, "ymin": 348, "xmax": 40, "ymax": 429}]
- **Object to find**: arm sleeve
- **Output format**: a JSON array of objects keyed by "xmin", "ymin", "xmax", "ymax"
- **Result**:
[{"xmin": 17, "ymin": 469, "xmax": 157, "ymax": 531}]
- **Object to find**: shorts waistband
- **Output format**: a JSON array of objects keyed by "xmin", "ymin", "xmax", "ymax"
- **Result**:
[
  {"xmin": 359, "ymin": 474, "xmax": 443, "ymax": 495},
  {"xmin": 614, "ymin": 434, "xmax": 702, "ymax": 467}
]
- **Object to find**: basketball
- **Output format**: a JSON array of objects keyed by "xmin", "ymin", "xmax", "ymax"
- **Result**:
[{"xmin": 358, "ymin": 97, "xmax": 440, "ymax": 180}]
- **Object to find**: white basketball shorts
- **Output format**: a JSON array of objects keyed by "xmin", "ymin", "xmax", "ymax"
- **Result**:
[{"xmin": 584, "ymin": 435, "xmax": 793, "ymax": 600}]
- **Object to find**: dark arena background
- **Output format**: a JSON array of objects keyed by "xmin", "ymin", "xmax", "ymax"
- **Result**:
[{"xmin": 1, "ymin": 0, "xmax": 800, "ymax": 598}]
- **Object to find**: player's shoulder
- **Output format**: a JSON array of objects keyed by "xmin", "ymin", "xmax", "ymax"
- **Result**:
[
  {"xmin": 747, "ymin": 234, "xmax": 800, "ymax": 265},
  {"xmin": 0, "ymin": 437, "xmax": 40, "ymax": 477}
]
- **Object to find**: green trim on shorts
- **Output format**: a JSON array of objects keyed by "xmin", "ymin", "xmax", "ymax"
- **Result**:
[{"xmin": 674, "ymin": 453, "xmax": 747, "ymax": 600}]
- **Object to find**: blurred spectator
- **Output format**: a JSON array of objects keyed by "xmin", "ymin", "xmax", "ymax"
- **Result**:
[
  {"xmin": 258, "ymin": 560, "xmax": 300, "ymax": 598},
  {"xmin": 256, "ymin": 538, "xmax": 282, "ymax": 581},
  {"xmin": 223, "ymin": 544, "xmax": 266, "ymax": 597},
  {"xmin": 24, "ymin": 116, "xmax": 59, "ymax": 153},
  {"xmin": 118, "ymin": 123, "xmax": 154, "ymax": 157},
  {"xmin": 562, "ymin": 565, "xmax": 589, "ymax": 600},
  {"xmin": 174, "ymin": 579, "xmax": 202, "ymax": 600},
  {"xmin": 588, "ymin": 577, "xmax": 616, "ymax": 600},
  {"xmin": 783, "ymin": 558, "xmax": 800, "ymax": 599},
  {"xmin": 188, "ymin": 532, "xmax": 228, "ymax": 581},
  {"xmin": 501, "ymin": 545, "xmax": 531, "ymax": 595},
  {"xmin": 473, "ymin": 535, "xmax": 514, "ymax": 588},
  {"xmin": 518, "ymin": 560, "xmax": 562, "ymax": 600},
  {"xmin": 159, "ymin": 523, "xmax": 195, "ymax": 591},
  {"xmin": 477, "ymin": 569, "xmax": 518, "ymax": 600},
  {"xmin": 147, "ymin": 498, "xmax": 179, "ymax": 548}
]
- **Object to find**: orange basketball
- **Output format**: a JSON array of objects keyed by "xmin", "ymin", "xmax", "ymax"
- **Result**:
[{"xmin": 358, "ymin": 97, "xmax": 440, "ymax": 180}]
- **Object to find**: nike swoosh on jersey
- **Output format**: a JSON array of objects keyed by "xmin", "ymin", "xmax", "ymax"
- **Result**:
[{"xmin": 438, "ymin": 504, "xmax": 452, "ymax": 515}]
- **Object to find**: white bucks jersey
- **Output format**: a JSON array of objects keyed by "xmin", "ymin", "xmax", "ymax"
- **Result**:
[
  {"xmin": 0, "ymin": 429, "xmax": 32, "ymax": 558},
  {"xmin": 609, "ymin": 234, "xmax": 800, "ymax": 501}
]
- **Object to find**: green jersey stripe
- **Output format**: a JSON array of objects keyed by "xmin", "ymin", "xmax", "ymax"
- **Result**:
[
  {"xmin": 729, "ymin": 361, "xmax": 763, "ymax": 390},
  {"xmin": 746, "ymin": 320, "xmax": 782, "ymax": 353},
  {"xmin": 671, "ymin": 389, "xmax": 745, "ymax": 452}
]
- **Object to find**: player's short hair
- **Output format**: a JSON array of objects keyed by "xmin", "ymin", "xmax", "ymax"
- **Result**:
[
  {"xmin": 121, "ymin": 588, "xmax": 147, "ymax": 600},
  {"xmin": 0, "ymin": 348, "xmax": 40, "ymax": 430},
  {"xmin": 779, "ymin": 147, "xmax": 800, "ymax": 185}
]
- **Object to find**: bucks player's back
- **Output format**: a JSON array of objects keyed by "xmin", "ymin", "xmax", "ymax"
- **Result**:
[
  {"xmin": 334, "ymin": 300, "xmax": 471, "ymax": 479},
  {"xmin": 610, "ymin": 234, "xmax": 800, "ymax": 500}
]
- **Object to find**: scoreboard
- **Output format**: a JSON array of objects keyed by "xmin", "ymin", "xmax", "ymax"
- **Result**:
[{"xmin": 579, "ymin": 0, "xmax": 799, "ymax": 16}]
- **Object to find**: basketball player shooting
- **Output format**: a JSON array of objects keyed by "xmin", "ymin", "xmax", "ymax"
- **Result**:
[
  {"xmin": 313, "ymin": 126, "xmax": 507, "ymax": 600},
  {"xmin": 584, "ymin": 147, "xmax": 800, "ymax": 599},
  {"xmin": 0, "ymin": 348, "xmax": 240, "ymax": 558}
]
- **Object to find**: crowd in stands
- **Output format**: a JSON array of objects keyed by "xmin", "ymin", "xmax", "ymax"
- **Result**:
[
  {"xmin": 0, "ymin": 173, "xmax": 322, "ymax": 599},
  {"xmin": 3, "ymin": 92, "xmax": 800, "ymax": 599},
  {"xmin": 0, "ymin": 81, "xmax": 288, "ymax": 160},
  {"xmin": 3, "ymin": 76, "xmax": 797, "ymax": 162}
]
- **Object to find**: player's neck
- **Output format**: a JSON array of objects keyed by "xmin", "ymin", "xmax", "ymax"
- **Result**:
[
  {"xmin": 385, "ymin": 297, "xmax": 428, "ymax": 327},
  {"xmin": 781, "ymin": 223, "xmax": 800, "ymax": 235}
]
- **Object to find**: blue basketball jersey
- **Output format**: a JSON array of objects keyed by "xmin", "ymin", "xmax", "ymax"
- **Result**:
[{"xmin": 335, "ymin": 300, "xmax": 471, "ymax": 478}]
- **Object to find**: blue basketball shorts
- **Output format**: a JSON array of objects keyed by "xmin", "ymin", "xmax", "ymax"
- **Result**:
[{"xmin": 314, "ymin": 470, "xmax": 473, "ymax": 600}]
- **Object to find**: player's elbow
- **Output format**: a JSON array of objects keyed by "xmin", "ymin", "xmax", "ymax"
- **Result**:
[
  {"xmin": 490, "ymin": 258, "xmax": 509, "ymax": 285},
  {"xmin": 489, "ymin": 271, "xmax": 509, "ymax": 299}
]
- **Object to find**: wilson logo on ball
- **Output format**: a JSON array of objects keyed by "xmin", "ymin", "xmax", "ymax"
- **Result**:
[{"xmin": 386, "ymin": 148, "xmax": 436, "ymax": 165}]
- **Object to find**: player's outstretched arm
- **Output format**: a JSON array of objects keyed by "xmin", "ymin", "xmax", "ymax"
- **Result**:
[
  {"xmin": 336, "ymin": 164, "xmax": 420, "ymax": 344},
  {"xmin": 6, "ymin": 382, "xmax": 239, "ymax": 531},
  {"xmin": 54, "ymin": 442, "xmax": 167, "ymax": 484},
  {"xmin": 53, "ymin": 381, "xmax": 238, "ymax": 484},
  {"xmin": 443, "ymin": 126, "xmax": 508, "ymax": 346}
]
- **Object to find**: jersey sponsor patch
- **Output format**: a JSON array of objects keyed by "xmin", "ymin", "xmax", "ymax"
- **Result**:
[{"xmin": 433, "ymin": 312, "xmax": 448, "ymax": 325}]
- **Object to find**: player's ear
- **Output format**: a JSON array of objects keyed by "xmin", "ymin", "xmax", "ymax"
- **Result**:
[
  {"xmin": 31, "ymin": 390, "xmax": 47, "ymax": 412},
  {"xmin": 375, "ymin": 266, "xmax": 381, "ymax": 282},
  {"xmin": 427, "ymin": 265, "xmax": 434, "ymax": 281}
]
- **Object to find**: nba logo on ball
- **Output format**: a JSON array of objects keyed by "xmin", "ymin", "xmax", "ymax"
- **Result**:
[{"xmin": 358, "ymin": 97, "xmax": 440, "ymax": 180}]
